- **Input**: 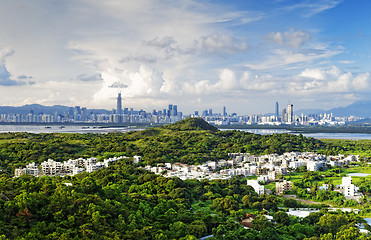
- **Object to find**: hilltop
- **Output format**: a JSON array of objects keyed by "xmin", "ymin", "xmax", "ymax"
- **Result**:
[{"xmin": 165, "ymin": 117, "xmax": 219, "ymax": 132}]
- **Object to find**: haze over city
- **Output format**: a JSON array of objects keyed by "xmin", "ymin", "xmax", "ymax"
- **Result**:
[{"xmin": 0, "ymin": 0, "xmax": 370, "ymax": 114}]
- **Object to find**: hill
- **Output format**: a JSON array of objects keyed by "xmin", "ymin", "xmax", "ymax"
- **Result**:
[{"xmin": 165, "ymin": 117, "xmax": 218, "ymax": 132}]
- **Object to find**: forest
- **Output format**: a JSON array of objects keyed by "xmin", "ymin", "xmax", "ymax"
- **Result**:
[{"xmin": 0, "ymin": 118, "xmax": 370, "ymax": 239}]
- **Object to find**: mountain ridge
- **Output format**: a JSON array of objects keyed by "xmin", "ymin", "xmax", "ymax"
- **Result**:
[{"xmin": 296, "ymin": 100, "xmax": 371, "ymax": 118}]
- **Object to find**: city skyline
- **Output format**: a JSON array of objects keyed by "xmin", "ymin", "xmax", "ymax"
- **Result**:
[{"xmin": 1, "ymin": 1, "xmax": 371, "ymax": 114}]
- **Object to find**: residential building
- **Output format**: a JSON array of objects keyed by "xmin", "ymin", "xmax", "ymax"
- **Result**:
[
  {"xmin": 247, "ymin": 180, "xmax": 265, "ymax": 195},
  {"xmin": 276, "ymin": 180, "xmax": 293, "ymax": 194}
]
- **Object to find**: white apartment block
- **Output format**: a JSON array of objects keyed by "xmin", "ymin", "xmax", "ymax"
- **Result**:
[
  {"xmin": 341, "ymin": 176, "xmax": 359, "ymax": 197},
  {"xmin": 247, "ymin": 180, "xmax": 265, "ymax": 195},
  {"xmin": 14, "ymin": 156, "xmax": 127, "ymax": 177},
  {"xmin": 307, "ymin": 161, "xmax": 322, "ymax": 171}
]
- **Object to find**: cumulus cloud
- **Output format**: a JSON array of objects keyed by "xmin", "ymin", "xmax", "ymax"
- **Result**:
[
  {"xmin": 93, "ymin": 65, "xmax": 167, "ymax": 102},
  {"xmin": 266, "ymin": 30, "xmax": 311, "ymax": 49},
  {"xmin": 0, "ymin": 47, "xmax": 33, "ymax": 86},
  {"xmin": 291, "ymin": 66, "xmax": 371, "ymax": 94},
  {"xmin": 182, "ymin": 68, "xmax": 281, "ymax": 96}
]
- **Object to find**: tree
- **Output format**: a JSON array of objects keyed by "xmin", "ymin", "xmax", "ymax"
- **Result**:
[
  {"xmin": 273, "ymin": 211, "xmax": 290, "ymax": 226},
  {"xmin": 335, "ymin": 225, "xmax": 366, "ymax": 240},
  {"xmin": 318, "ymin": 214, "xmax": 348, "ymax": 235},
  {"xmin": 251, "ymin": 215, "xmax": 274, "ymax": 232}
]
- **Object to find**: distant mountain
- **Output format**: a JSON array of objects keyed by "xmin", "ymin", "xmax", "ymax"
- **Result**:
[
  {"xmin": 0, "ymin": 104, "xmax": 111, "ymax": 115},
  {"xmin": 295, "ymin": 101, "xmax": 371, "ymax": 118},
  {"xmin": 327, "ymin": 101, "xmax": 371, "ymax": 118}
]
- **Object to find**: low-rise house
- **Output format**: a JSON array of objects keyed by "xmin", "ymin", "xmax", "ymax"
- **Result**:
[{"xmin": 133, "ymin": 155, "xmax": 142, "ymax": 164}]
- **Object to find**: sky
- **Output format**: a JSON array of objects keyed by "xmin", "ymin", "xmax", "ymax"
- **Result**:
[{"xmin": 0, "ymin": 0, "xmax": 370, "ymax": 115}]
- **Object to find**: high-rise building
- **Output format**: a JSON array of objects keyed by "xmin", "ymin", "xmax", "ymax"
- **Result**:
[
  {"xmin": 282, "ymin": 108, "xmax": 287, "ymax": 122},
  {"xmin": 168, "ymin": 104, "xmax": 173, "ymax": 117},
  {"xmin": 287, "ymin": 103, "xmax": 293, "ymax": 123},
  {"xmin": 209, "ymin": 108, "xmax": 213, "ymax": 116},
  {"xmin": 117, "ymin": 93, "xmax": 122, "ymax": 115},
  {"xmin": 81, "ymin": 107, "xmax": 87, "ymax": 122},
  {"xmin": 223, "ymin": 106, "xmax": 227, "ymax": 116},
  {"xmin": 74, "ymin": 106, "xmax": 81, "ymax": 121},
  {"xmin": 275, "ymin": 102, "xmax": 279, "ymax": 119}
]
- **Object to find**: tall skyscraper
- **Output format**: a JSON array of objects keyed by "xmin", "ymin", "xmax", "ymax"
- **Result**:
[
  {"xmin": 168, "ymin": 104, "xmax": 173, "ymax": 117},
  {"xmin": 287, "ymin": 103, "xmax": 293, "ymax": 123},
  {"xmin": 282, "ymin": 108, "xmax": 287, "ymax": 122},
  {"xmin": 275, "ymin": 102, "xmax": 279, "ymax": 119},
  {"xmin": 74, "ymin": 106, "xmax": 81, "ymax": 121},
  {"xmin": 117, "ymin": 93, "xmax": 122, "ymax": 115},
  {"xmin": 223, "ymin": 106, "xmax": 226, "ymax": 116}
]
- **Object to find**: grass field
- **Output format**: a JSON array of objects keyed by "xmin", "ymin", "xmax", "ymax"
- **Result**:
[{"xmin": 248, "ymin": 165, "xmax": 371, "ymax": 192}]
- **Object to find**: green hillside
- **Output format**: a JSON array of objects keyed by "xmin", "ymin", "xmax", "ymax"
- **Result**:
[
  {"xmin": 0, "ymin": 118, "xmax": 326, "ymax": 173},
  {"xmin": 0, "ymin": 118, "xmax": 370, "ymax": 239}
]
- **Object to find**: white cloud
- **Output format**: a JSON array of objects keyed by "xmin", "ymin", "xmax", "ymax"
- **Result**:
[
  {"xmin": 194, "ymin": 34, "xmax": 248, "ymax": 54},
  {"xmin": 0, "ymin": 0, "xmax": 368, "ymax": 114},
  {"xmin": 266, "ymin": 30, "xmax": 311, "ymax": 49},
  {"xmin": 285, "ymin": 0, "xmax": 342, "ymax": 17},
  {"xmin": 0, "ymin": 47, "xmax": 33, "ymax": 86},
  {"xmin": 291, "ymin": 66, "xmax": 371, "ymax": 94}
]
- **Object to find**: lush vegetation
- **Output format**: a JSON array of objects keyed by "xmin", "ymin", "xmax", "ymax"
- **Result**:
[
  {"xmin": 321, "ymin": 139, "xmax": 371, "ymax": 159},
  {"xmin": 0, "ymin": 118, "xmax": 325, "ymax": 174},
  {"xmin": 0, "ymin": 118, "xmax": 370, "ymax": 239},
  {"xmin": 0, "ymin": 159, "xmax": 369, "ymax": 239}
]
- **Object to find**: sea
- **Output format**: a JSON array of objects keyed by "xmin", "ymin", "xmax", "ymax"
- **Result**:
[{"xmin": 1, "ymin": 125, "xmax": 371, "ymax": 140}]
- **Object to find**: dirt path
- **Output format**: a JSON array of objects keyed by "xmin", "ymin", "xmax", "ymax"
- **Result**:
[{"xmin": 283, "ymin": 195, "xmax": 333, "ymax": 207}]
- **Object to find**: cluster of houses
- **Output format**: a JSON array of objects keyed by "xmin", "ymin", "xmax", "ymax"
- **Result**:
[
  {"xmin": 14, "ymin": 151, "xmax": 361, "ymax": 198},
  {"xmin": 13, "ymin": 156, "xmax": 141, "ymax": 177},
  {"xmin": 144, "ymin": 151, "xmax": 359, "ymax": 196},
  {"xmin": 145, "ymin": 151, "xmax": 357, "ymax": 179}
]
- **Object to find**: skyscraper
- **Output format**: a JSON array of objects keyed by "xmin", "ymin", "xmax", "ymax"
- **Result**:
[
  {"xmin": 223, "ymin": 106, "xmax": 226, "ymax": 116},
  {"xmin": 117, "ymin": 93, "xmax": 122, "ymax": 115},
  {"xmin": 282, "ymin": 108, "xmax": 287, "ymax": 122},
  {"xmin": 275, "ymin": 102, "xmax": 279, "ymax": 119},
  {"xmin": 287, "ymin": 103, "xmax": 293, "ymax": 123}
]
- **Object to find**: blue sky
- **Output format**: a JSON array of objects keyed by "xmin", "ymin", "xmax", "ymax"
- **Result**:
[{"xmin": 0, "ymin": 0, "xmax": 370, "ymax": 115}]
